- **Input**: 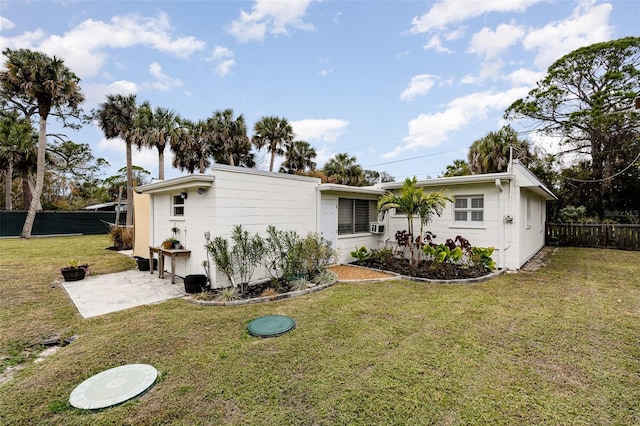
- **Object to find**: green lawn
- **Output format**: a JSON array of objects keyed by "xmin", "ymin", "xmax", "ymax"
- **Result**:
[{"xmin": 1, "ymin": 235, "xmax": 639, "ymax": 425}]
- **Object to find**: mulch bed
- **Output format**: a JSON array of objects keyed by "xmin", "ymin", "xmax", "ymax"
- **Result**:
[{"xmin": 351, "ymin": 258, "xmax": 491, "ymax": 280}]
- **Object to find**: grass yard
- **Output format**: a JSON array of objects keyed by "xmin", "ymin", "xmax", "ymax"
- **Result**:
[{"xmin": 1, "ymin": 235, "xmax": 639, "ymax": 425}]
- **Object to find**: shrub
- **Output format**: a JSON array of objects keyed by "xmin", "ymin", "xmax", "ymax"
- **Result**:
[
  {"xmin": 263, "ymin": 225, "xmax": 300, "ymax": 281},
  {"xmin": 368, "ymin": 247, "xmax": 394, "ymax": 264},
  {"xmin": 109, "ymin": 225, "xmax": 133, "ymax": 250},
  {"xmin": 205, "ymin": 225, "xmax": 263, "ymax": 294},
  {"xmin": 350, "ymin": 246, "xmax": 370, "ymax": 261},
  {"xmin": 423, "ymin": 244, "xmax": 463, "ymax": 264},
  {"xmin": 289, "ymin": 277, "xmax": 312, "ymax": 291},
  {"xmin": 299, "ymin": 232, "xmax": 336, "ymax": 278},
  {"xmin": 471, "ymin": 246, "xmax": 496, "ymax": 271}
]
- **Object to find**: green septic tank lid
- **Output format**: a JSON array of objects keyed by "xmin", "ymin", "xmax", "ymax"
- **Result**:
[
  {"xmin": 69, "ymin": 364, "xmax": 158, "ymax": 410},
  {"xmin": 247, "ymin": 315, "xmax": 296, "ymax": 338}
]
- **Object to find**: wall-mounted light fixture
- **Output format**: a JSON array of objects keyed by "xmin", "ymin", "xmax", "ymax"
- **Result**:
[
  {"xmin": 197, "ymin": 187, "xmax": 206, "ymax": 195},
  {"xmin": 180, "ymin": 192, "xmax": 188, "ymax": 199}
]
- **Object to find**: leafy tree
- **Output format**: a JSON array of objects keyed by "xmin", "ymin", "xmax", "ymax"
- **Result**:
[
  {"xmin": 103, "ymin": 166, "xmax": 151, "ymax": 201},
  {"xmin": 280, "ymin": 140, "xmax": 317, "ymax": 174},
  {"xmin": 363, "ymin": 169, "xmax": 395, "ymax": 186},
  {"xmin": 0, "ymin": 110, "xmax": 36, "ymax": 210},
  {"xmin": 252, "ymin": 116, "xmax": 294, "ymax": 171},
  {"xmin": 94, "ymin": 94, "xmax": 138, "ymax": 226},
  {"xmin": 46, "ymin": 140, "xmax": 110, "ymax": 209},
  {"xmin": 467, "ymin": 125, "xmax": 532, "ymax": 174},
  {"xmin": 505, "ymin": 36, "xmax": 640, "ymax": 217},
  {"xmin": 0, "ymin": 48, "xmax": 84, "ymax": 237},
  {"xmin": 377, "ymin": 176, "xmax": 451, "ymax": 264},
  {"xmin": 441, "ymin": 159, "xmax": 471, "ymax": 177},
  {"xmin": 209, "ymin": 108, "xmax": 252, "ymax": 167},
  {"xmin": 172, "ymin": 118, "xmax": 213, "ymax": 174},
  {"xmin": 136, "ymin": 102, "xmax": 181, "ymax": 180},
  {"xmin": 323, "ymin": 152, "xmax": 365, "ymax": 186}
]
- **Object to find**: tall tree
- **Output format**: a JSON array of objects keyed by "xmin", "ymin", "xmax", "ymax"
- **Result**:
[
  {"xmin": 280, "ymin": 140, "xmax": 317, "ymax": 174},
  {"xmin": 136, "ymin": 102, "xmax": 180, "ymax": 180},
  {"xmin": 209, "ymin": 109, "xmax": 254, "ymax": 167},
  {"xmin": 0, "ymin": 48, "xmax": 84, "ymax": 237},
  {"xmin": 94, "ymin": 94, "xmax": 138, "ymax": 226},
  {"xmin": 441, "ymin": 159, "xmax": 471, "ymax": 177},
  {"xmin": 505, "ymin": 37, "xmax": 640, "ymax": 216},
  {"xmin": 172, "ymin": 118, "xmax": 213, "ymax": 174},
  {"xmin": 467, "ymin": 125, "xmax": 532, "ymax": 174},
  {"xmin": 252, "ymin": 116, "xmax": 294, "ymax": 172},
  {"xmin": 363, "ymin": 169, "xmax": 395, "ymax": 186},
  {"xmin": 0, "ymin": 111, "xmax": 36, "ymax": 210},
  {"xmin": 323, "ymin": 152, "xmax": 365, "ymax": 186}
]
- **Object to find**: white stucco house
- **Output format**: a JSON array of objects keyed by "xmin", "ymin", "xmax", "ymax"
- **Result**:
[{"xmin": 134, "ymin": 160, "xmax": 555, "ymax": 287}]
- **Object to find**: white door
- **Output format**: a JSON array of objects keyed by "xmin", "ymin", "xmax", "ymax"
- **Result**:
[{"xmin": 321, "ymin": 199, "xmax": 337, "ymax": 248}]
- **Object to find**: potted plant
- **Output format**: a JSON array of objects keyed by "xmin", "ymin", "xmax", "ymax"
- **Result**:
[
  {"xmin": 61, "ymin": 259, "xmax": 89, "ymax": 282},
  {"xmin": 162, "ymin": 237, "xmax": 179, "ymax": 249}
]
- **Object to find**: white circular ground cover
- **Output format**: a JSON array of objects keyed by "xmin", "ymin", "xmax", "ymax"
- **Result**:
[{"xmin": 69, "ymin": 364, "xmax": 158, "ymax": 410}]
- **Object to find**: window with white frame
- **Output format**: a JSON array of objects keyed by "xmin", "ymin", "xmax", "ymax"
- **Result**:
[
  {"xmin": 338, "ymin": 198, "xmax": 376, "ymax": 235},
  {"xmin": 453, "ymin": 195, "xmax": 484, "ymax": 225},
  {"xmin": 172, "ymin": 194, "xmax": 185, "ymax": 217}
]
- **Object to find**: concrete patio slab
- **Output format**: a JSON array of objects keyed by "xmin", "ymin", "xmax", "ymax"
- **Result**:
[{"xmin": 62, "ymin": 269, "xmax": 187, "ymax": 319}]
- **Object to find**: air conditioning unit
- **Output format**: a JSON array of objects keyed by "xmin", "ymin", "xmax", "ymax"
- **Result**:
[{"xmin": 370, "ymin": 223, "xmax": 385, "ymax": 234}]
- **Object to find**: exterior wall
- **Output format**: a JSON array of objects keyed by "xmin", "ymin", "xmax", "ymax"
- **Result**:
[
  {"xmin": 148, "ymin": 168, "xmax": 320, "ymax": 287},
  {"xmin": 132, "ymin": 192, "xmax": 151, "ymax": 258},
  {"xmin": 320, "ymin": 192, "xmax": 382, "ymax": 264},
  {"xmin": 517, "ymin": 188, "xmax": 547, "ymax": 267},
  {"xmin": 380, "ymin": 182, "xmax": 505, "ymax": 266}
]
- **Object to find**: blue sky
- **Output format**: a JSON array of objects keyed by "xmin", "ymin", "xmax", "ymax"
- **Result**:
[{"xmin": 1, "ymin": 0, "xmax": 638, "ymax": 182}]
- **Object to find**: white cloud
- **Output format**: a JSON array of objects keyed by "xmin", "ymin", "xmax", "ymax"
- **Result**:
[
  {"xmin": 386, "ymin": 87, "xmax": 531, "ymax": 157},
  {"xmin": 83, "ymin": 80, "xmax": 139, "ymax": 108},
  {"xmin": 400, "ymin": 74, "xmax": 437, "ymax": 101},
  {"xmin": 207, "ymin": 46, "xmax": 236, "ymax": 77},
  {"xmin": 523, "ymin": 1, "xmax": 613, "ymax": 69},
  {"xmin": 227, "ymin": 0, "xmax": 316, "ymax": 42},
  {"xmin": 146, "ymin": 62, "xmax": 184, "ymax": 92},
  {"xmin": 0, "ymin": 16, "xmax": 16, "ymax": 31},
  {"xmin": 318, "ymin": 68, "xmax": 333, "ymax": 77},
  {"xmin": 505, "ymin": 68, "xmax": 544, "ymax": 86},
  {"xmin": 410, "ymin": 0, "xmax": 541, "ymax": 33},
  {"xmin": 423, "ymin": 35, "xmax": 453, "ymax": 53},
  {"xmin": 290, "ymin": 118, "xmax": 348, "ymax": 143},
  {"xmin": 468, "ymin": 22, "xmax": 525, "ymax": 59},
  {"xmin": 2, "ymin": 12, "xmax": 205, "ymax": 78}
]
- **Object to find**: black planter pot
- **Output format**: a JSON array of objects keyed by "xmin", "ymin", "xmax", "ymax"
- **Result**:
[
  {"xmin": 135, "ymin": 257, "xmax": 158, "ymax": 271},
  {"xmin": 61, "ymin": 267, "xmax": 86, "ymax": 282},
  {"xmin": 184, "ymin": 274, "xmax": 207, "ymax": 293}
]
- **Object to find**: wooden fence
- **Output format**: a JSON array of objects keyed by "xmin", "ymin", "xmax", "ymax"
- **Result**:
[{"xmin": 545, "ymin": 223, "xmax": 640, "ymax": 251}]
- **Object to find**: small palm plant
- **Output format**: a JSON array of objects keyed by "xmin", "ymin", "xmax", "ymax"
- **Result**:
[{"xmin": 377, "ymin": 177, "xmax": 451, "ymax": 264}]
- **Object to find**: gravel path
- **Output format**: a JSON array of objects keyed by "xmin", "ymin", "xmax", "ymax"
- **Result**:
[{"xmin": 329, "ymin": 264, "xmax": 396, "ymax": 281}]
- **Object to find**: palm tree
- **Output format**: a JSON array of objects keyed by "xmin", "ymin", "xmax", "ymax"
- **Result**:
[
  {"xmin": 323, "ymin": 152, "xmax": 365, "ymax": 186},
  {"xmin": 0, "ymin": 48, "xmax": 84, "ymax": 237},
  {"xmin": 251, "ymin": 116, "xmax": 294, "ymax": 172},
  {"xmin": 208, "ymin": 109, "xmax": 252, "ymax": 167},
  {"xmin": 136, "ymin": 102, "xmax": 180, "ymax": 179},
  {"xmin": 94, "ymin": 94, "xmax": 137, "ymax": 226},
  {"xmin": 468, "ymin": 125, "xmax": 532, "ymax": 174},
  {"xmin": 172, "ymin": 118, "xmax": 213, "ymax": 174},
  {"xmin": 377, "ymin": 176, "xmax": 451, "ymax": 263},
  {"xmin": 0, "ymin": 111, "xmax": 36, "ymax": 210},
  {"xmin": 280, "ymin": 140, "xmax": 317, "ymax": 174},
  {"xmin": 442, "ymin": 159, "xmax": 471, "ymax": 177}
]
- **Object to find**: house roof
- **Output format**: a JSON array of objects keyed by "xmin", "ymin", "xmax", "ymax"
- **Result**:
[
  {"xmin": 317, "ymin": 183, "xmax": 385, "ymax": 195},
  {"xmin": 378, "ymin": 160, "xmax": 556, "ymax": 201},
  {"xmin": 135, "ymin": 174, "xmax": 215, "ymax": 194}
]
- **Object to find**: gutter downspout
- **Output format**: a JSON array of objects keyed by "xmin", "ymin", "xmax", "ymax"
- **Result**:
[{"xmin": 495, "ymin": 178, "xmax": 505, "ymax": 270}]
